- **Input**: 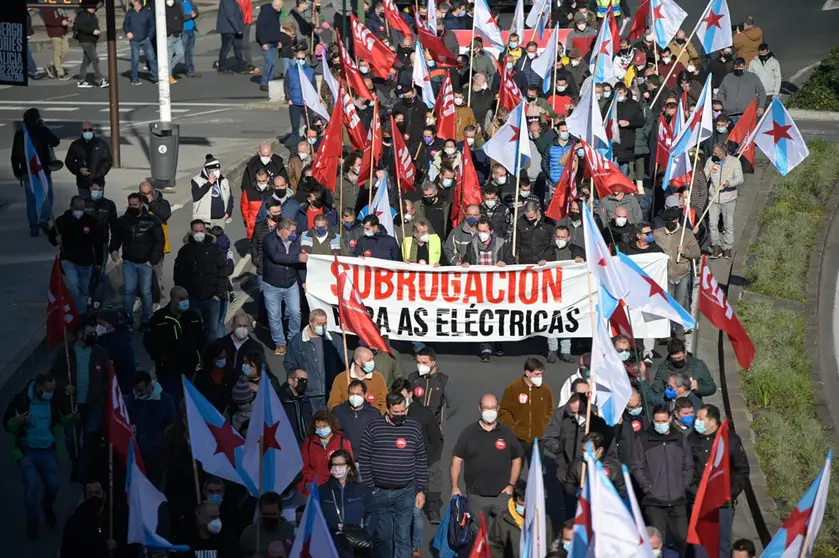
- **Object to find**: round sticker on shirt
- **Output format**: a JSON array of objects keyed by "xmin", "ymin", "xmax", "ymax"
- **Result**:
[
  {"xmin": 712, "ymin": 165, "xmax": 719, "ymax": 173},
  {"xmin": 418, "ymin": 259, "xmax": 427, "ymax": 265},
  {"xmin": 349, "ymin": 240, "xmax": 357, "ymax": 248},
  {"xmin": 495, "ymin": 438, "xmax": 507, "ymax": 451},
  {"xmin": 366, "ymin": 393, "xmax": 376, "ymax": 403},
  {"xmin": 413, "ymin": 386, "xmax": 425, "ymax": 398},
  {"xmin": 632, "ymin": 420, "xmax": 642, "ymax": 432},
  {"xmin": 404, "ymin": 133, "xmax": 410, "ymax": 141},
  {"xmin": 363, "ymin": 249, "xmax": 372, "ymax": 257},
  {"xmin": 395, "ymin": 437, "xmax": 407, "ymax": 449},
  {"xmin": 518, "ymin": 393, "xmax": 528, "ymax": 404},
  {"xmin": 82, "ymin": 226, "xmax": 91, "ymax": 234}
]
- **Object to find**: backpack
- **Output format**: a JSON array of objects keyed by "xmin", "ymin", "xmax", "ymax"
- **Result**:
[{"xmin": 447, "ymin": 494, "xmax": 474, "ymax": 551}]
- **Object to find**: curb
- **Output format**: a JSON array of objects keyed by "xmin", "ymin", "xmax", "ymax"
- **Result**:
[{"xmin": 787, "ymin": 108, "xmax": 839, "ymax": 122}]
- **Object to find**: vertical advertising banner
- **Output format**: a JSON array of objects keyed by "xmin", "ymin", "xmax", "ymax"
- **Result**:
[{"xmin": 0, "ymin": 0, "xmax": 28, "ymax": 86}]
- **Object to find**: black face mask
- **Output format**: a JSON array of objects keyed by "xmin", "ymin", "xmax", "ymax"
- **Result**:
[
  {"xmin": 665, "ymin": 221, "xmax": 678, "ymax": 232},
  {"xmin": 423, "ymin": 196, "xmax": 437, "ymax": 205},
  {"xmin": 733, "ymin": 68, "xmax": 744, "ymax": 76},
  {"xmin": 262, "ymin": 517, "xmax": 280, "ymax": 531},
  {"xmin": 403, "ymin": 96, "xmax": 415, "ymax": 105},
  {"xmin": 127, "ymin": 207, "xmax": 141, "ymax": 217},
  {"xmin": 310, "ymin": 199, "xmax": 323, "ymax": 209},
  {"xmin": 526, "ymin": 96, "xmax": 537, "ymax": 103},
  {"xmin": 294, "ymin": 378, "xmax": 308, "ymax": 395},
  {"xmin": 390, "ymin": 414, "xmax": 406, "ymax": 426},
  {"xmin": 85, "ymin": 496, "xmax": 104, "ymax": 515},
  {"xmin": 274, "ymin": 188, "xmax": 287, "ymax": 198},
  {"xmin": 711, "ymin": 155, "xmax": 721, "ymax": 163},
  {"xmin": 268, "ymin": 214, "xmax": 281, "ymax": 222},
  {"xmin": 83, "ymin": 334, "xmax": 96, "ymax": 346},
  {"xmin": 671, "ymin": 357, "xmax": 686, "ymax": 368},
  {"xmin": 570, "ymin": 212, "xmax": 581, "ymax": 221}
]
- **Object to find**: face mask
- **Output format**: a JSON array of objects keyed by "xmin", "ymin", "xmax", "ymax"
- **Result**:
[
  {"xmin": 694, "ymin": 419, "xmax": 707, "ymax": 434},
  {"xmin": 665, "ymin": 221, "xmax": 678, "ymax": 232},
  {"xmin": 343, "ymin": 221, "xmax": 354, "ymax": 230},
  {"xmin": 418, "ymin": 233, "xmax": 430, "ymax": 243},
  {"xmin": 654, "ymin": 423, "xmax": 670, "ymax": 435},
  {"xmin": 311, "ymin": 323, "xmax": 325, "ymax": 336},
  {"xmin": 445, "ymin": 146, "xmax": 458, "ymax": 156},
  {"xmin": 256, "ymin": 182, "xmax": 269, "ymax": 191},
  {"xmin": 653, "ymin": 550, "xmax": 662, "ymax": 558},
  {"xmin": 417, "ymin": 363, "xmax": 431, "ymax": 376},
  {"xmin": 288, "ymin": 232, "xmax": 298, "ymax": 241},
  {"xmin": 687, "ymin": 64, "xmax": 696, "ymax": 73},
  {"xmin": 360, "ymin": 361, "xmax": 375, "ymax": 375},
  {"xmin": 241, "ymin": 364, "xmax": 254, "ymax": 376},
  {"xmin": 95, "ymin": 324, "xmax": 108, "ymax": 337},
  {"xmin": 404, "ymin": 96, "xmax": 415, "ymax": 105},
  {"xmin": 466, "ymin": 216, "xmax": 479, "ymax": 226},
  {"xmin": 481, "ymin": 409, "xmax": 498, "ymax": 424},
  {"xmin": 274, "ymin": 188, "xmax": 288, "ymax": 199},
  {"xmin": 496, "ymin": 176, "xmax": 507, "ymax": 185},
  {"xmin": 515, "ymin": 504, "xmax": 525, "ymax": 516},
  {"xmin": 564, "ymin": 541, "xmax": 573, "ymax": 552},
  {"xmin": 72, "ymin": 209, "xmax": 85, "ymax": 219},
  {"xmin": 193, "ymin": 232, "xmax": 206, "ymax": 243},
  {"xmin": 478, "ymin": 232, "xmax": 491, "ymax": 243},
  {"xmin": 530, "ymin": 376, "xmax": 543, "ymax": 387},
  {"xmin": 294, "ymin": 378, "xmax": 308, "ymax": 395},
  {"xmin": 359, "ymin": 66, "xmax": 370, "ymax": 74},
  {"xmin": 555, "ymin": 239, "xmax": 568, "ymax": 249},
  {"xmin": 426, "ymin": 60, "xmax": 436, "ymax": 68},
  {"xmin": 234, "ymin": 326, "xmax": 249, "ymax": 340},
  {"xmin": 617, "ymin": 94, "xmax": 626, "ymax": 103},
  {"xmin": 128, "ymin": 207, "xmax": 142, "ymax": 216},
  {"xmin": 628, "ymin": 406, "xmax": 643, "ymax": 416},
  {"xmin": 207, "ymin": 494, "xmax": 223, "ymax": 506},
  {"xmin": 91, "ymin": 190, "xmax": 104, "ymax": 200},
  {"xmin": 316, "ymin": 426, "xmax": 332, "ymax": 438},
  {"xmin": 214, "ymin": 358, "xmax": 227, "ymax": 369},
  {"xmin": 733, "ymin": 68, "xmax": 744, "ymax": 76},
  {"xmin": 645, "ymin": 33, "xmax": 654, "ymax": 42},
  {"xmin": 644, "ymin": 232, "xmax": 654, "ymax": 243},
  {"xmin": 506, "ymin": 62, "xmax": 514, "ymax": 70},
  {"xmin": 680, "ymin": 415, "xmax": 695, "ymax": 427},
  {"xmin": 178, "ymin": 299, "xmax": 190, "ymax": 312},
  {"xmin": 296, "ymin": 59, "xmax": 306, "ymax": 67},
  {"xmin": 664, "ymin": 386, "xmax": 677, "ymax": 399},
  {"xmin": 390, "ymin": 414, "xmax": 406, "ymax": 426},
  {"xmin": 662, "ymin": 57, "xmax": 672, "ymax": 65},
  {"xmin": 314, "ymin": 227, "xmax": 327, "ymax": 237},
  {"xmin": 307, "ymin": 137, "xmax": 317, "ymax": 145},
  {"xmin": 349, "ymin": 394, "xmax": 365, "ymax": 408},
  {"xmin": 212, "ymin": 169, "xmax": 221, "ymax": 179},
  {"xmin": 466, "ymin": 137, "xmax": 475, "ymax": 146},
  {"xmin": 260, "ymin": 156, "xmax": 272, "ymax": 165},
  {"xmin": 423, "ymin": 196, "xmax": 437, "ymax": 205},
  {"xmin": 82, "ymin": 131, "xmax": 94, "ymax": 141},
  {"xmin": 576, "ymin": 23, "xmax": 586, "ymax": 30},
  {"xmin": 206, "ymin": 519, "xmax": 222, "ymax": 535},
  {"xmin": 363, "ymin": 230, "xmax": 374, "ymax": 238},
  {"xmin": 617, "ymin": 349, "xmax": 630, "ymax": 361},
  {"xmin": 616, "ymin": 216, "xmax": 630, "ymax": 227},
  {"xmin": 604, "ymin": 91, "xmax": 612, "ymax": 99},
  {"xmin": 576, "ymin": 148, "xmax": 585, "ymax": 158},
  {"xmin": 423, "ymin": 136, "xmax": 434, "ymax": 145},
  {"xmin": 558, "ymin": 131, "xmax": 570, "ymax": 141},
  {"xmin": 716, "ymin": 126, "xmax": 728, "ymax": 134},
  {"xmin": 571, "ymin": 211, "xmax": 582, "ymax": 221},
  {"xmin": 671, "ymin": 358, "xmax": 686, "ymax": 368},
  {"xmin": 331, "ymin": 464, "xmax": 348, "ymax": 479},
  {"xmin": 571, "ymin": 59, "xmax": 581, "ymax": 67},
  {"xmin": 509, "ymin": 42, "xmax": 519, "ymax": 49},
  {"xmin": 484, "ymin": 199, "xmax": 496, "ymax": 209},
  {"xmin": 575, "ymin": 414, "xmax": 586, "ymax": 426}
]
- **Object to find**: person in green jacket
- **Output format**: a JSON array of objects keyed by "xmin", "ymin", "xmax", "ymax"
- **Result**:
[
  {"xmin": 488, "ymin": 480, "xmax": 553, "ymax": 558},
  {"xmin": 651, "ymin": 338, "xmax": 718, "ymax": 403}
]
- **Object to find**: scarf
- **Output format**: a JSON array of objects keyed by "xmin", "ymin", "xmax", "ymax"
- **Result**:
[{"xmin": 507, "ymin": 497, "xmax": 523, "ymax": 529}]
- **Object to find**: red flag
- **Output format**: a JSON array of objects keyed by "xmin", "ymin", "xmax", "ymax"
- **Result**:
[
  {"xmin": 433, "ymin": 72, "xmax": 457, "ymax": 140},
  {"xmin": 46, "ymin": 255, "xmax": 79, "ymax": 348},
  {"xmin": 656, "ymin": 114, "xmax": 674, "ymax": 171},
  {"xmin": 609, "ymin": 301, "xmax": 634, "ymax": 340},
  {"xmin": 628, "ymin": 0, "xmax": 649, "ymax": 41},
  {"xmin": 383, "ymin": 0, "xmax": 413, "ymax": 40},
  {"xmin": 451, "ymin": 143, "xmax": 483, "ymax": 227},
  {"xmin": 391, "ymin": 115, "xmax": 417, "ymax": 192},
  {"xmin": 339, "ymin": 82, "xmax": 369, "ymax": 151},
  {"xmin": 106, "ymin": 362, "xmax": 145, "ymax": 473},
  {"xmin": 336, "ymin": 31, "xmax": 375, "ymax": 101},
  {"xmin": 728, "ymin": 99, "xmax": 757, "ymax": 166},
  {"xmin": 333, "ymin": 256, "xmax": 393, "ymax": 356},
  {"xmin": 469, "ymin": 512, "xmax": 491, "ymax": 558},
  {"xmin": 497, "ymin": 59, "xmax": 523, "ymax": 113},
  {"xmin": 312, "ymin": 94, "xmax": 344, "ymax": 192},
  {"xmin": 415, "ymin": 12, "xmax": 459, "ymax": 67},
  {"xmin": 578, "ymin": 139, "xmax": 637, "ymax": 198},
  {"xmin": 545, "ymin": 141, "xmax": 577, "ymax": 221},
  {"xmin": 358, "ymin": 98, "xmax": 383, "ymax": 184},
  {"xmin": 687, "ymin": 419, "xmax": 732, "ymax": 558},
  {"xmin": 698, "ymin": 256, "xmax": 755, "ymax": 370},
  {"xmin": 350, "ymin": 15, "xmax": 397, "ymax": 81}
]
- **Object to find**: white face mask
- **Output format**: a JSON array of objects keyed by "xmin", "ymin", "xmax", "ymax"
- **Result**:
[
  {"xmin": 530, "ymin": 376, "xmax": 543, "ymax": 387},
  {"xmin": 615, "ymin": 217, "xmax": 627, "ymax": 227},
  {"xmin": 478, "ymin": 232, "xmax": 491, "ymax": 243},
  {"xmin": 466, "ymin": 137, "xmax": 475, "ymax": 146},
  {"xmin": 298, "ymin": 151, "xmax": 309, "ymax": 160},
  {"xmin": 687, "ymin": 64, "xmax": 696, "ymax": 73},
  {"xmin": 555, "ymin": 239, "xmax": 568, "ymax": 249},
  {"xmin": 484, "ymin": 199, "xmax": 496, "ymax": 208},
  {"xmin": 418, "ymin": 233, "xmax": 430, "ymax": 243},
  {"xmin": 95, "ymin": 324, "xmax": 108, "ymax": 336},
  {"xmin": 662, "ymin": 57, "xmax": 672, "ymax": 65},
  {"xmin": 445, "ymin": 147, "xmax": 456, "ymax": 156},
  {"xmin": 234, "ymin": 326, "xmax": 249, "ymax": 340},
  {"xmin": 256, "ymin": 182, "xmax": 269, "ymax": 191},
  {"xmin": 417, "ymin": 363, "xmax": 431, "ymax": 376},
  {"xmin": 348, "ymin": 394, "xmax": 365, "ymax": 408},
  {"xmin": 481, "ymin": 409, "xmax": 498, "ymax": 424},
  {"xmin": 206, "ymin": 519, "xmax": 222, "ymax": 535},
  {"xmin": 454, "ymin": 97, "xmax": 464, "ymax": 106},
  {"xmin": 496, "ymin": 175, "xmax": 507, "ymax": 185},
  {"xmin": 193, "ymin": 232, "xmax": 206, "ymax": 243},
  {"xmin": 331, "ymin": 464, "xmax": 348, "ymax": 479},
  {"xmin": 527, "ymin": 52, "xmax": 537, "ymax": 60},
  {"xmin": 166, "ymin": 0, "xmax": 174, "ymax": 5},
  {"xmin": 571, "ymin": 59, "xmax": 581, "ymax": 67},
  {"xmin": 260, "ymin": 156, "xmax": 272, "ymax": 165},
  {"xmin": 645, "ymin": 33, "xmax": 654, "ymax": 42},
  {"xmin": 576, "ymin": 23, "xmax": 586, "ymax": 30}
]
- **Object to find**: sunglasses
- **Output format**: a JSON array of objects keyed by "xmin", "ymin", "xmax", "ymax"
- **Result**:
[{"xmin": 82, "ymin": 128, "xmax": 94, "ymax": 132}]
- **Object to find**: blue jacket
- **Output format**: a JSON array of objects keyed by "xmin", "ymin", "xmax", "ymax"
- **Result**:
[
  {"xmin": 283, "ymin": 329, "xmax": 346, "ymax": 397},
  {"xmin": 123, "ymin": 6, "xmax": 155, "ymax": 42},
  {"xmin": 331, "ymin": 401, "xmax": 381, "ymax": 454},
  {"xmin": 352, "ymin": 231, "xmax": 402, "ymax": 261},
  {"xmin": 365, "ymin": 12, "xmax": 387, "ymax": 37},
  {"xmin": 96, "ymin": 325, "xmax": 137, "ymax": 394},
  {"xmin": 514, "ymin": 56, "xmax": 543, "ymax": 90},
  {"xmin": 255, "ymin": 3, "xmax": 283, "ymax": 45},
  {"xmin": 256, "ymin": 194, "xmax": 301, "ymax": 222},
  {"xmin": 125, "ymin": 386, "xmax": 176, "ymax": 461},
  {"xmin": 283, "ymin": 63, "xmax": 314, "ymax": 106},
  {"xmin": 545, "ymin": 135, "xmax": 573, "ymax": 184},
  {"xmin": 294, "ymin": 203, "xmax": 338, "ymax": 233},
  {"xmin": 262, "ymin": 231, "xmax": 306, "ymax": 287},
  {"xmin": 181, "ymin": 0, "xmax": 197, "ymax": 31},
  {"xmin": 216, "ymin": 0, "xmax": 244, "ymax": 35},
  {"xmin": 319, "ymin": 477, "xmax": 374, "ymax": 534}
]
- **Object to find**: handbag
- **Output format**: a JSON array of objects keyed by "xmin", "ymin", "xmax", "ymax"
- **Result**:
[{"xmin": 331, "ymin": 488, "xmax": 372, "ymax": 553}]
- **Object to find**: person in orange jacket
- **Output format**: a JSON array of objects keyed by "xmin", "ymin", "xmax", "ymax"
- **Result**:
[{"xmin": 298, "ymin": 409, "xmax": 353, "ymax": 494}]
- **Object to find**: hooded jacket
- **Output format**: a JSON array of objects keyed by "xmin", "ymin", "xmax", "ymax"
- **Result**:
[
  {"xmin": 514, "ymin": 214, "xmax": 555, "ymax": 265},
  {"xmin": 732, "ymin": 26, "xmax": 763, "ymax": 65},
  {"xmin": 748, "ymin": 53, "xmax": 782, "ymax": 97}
]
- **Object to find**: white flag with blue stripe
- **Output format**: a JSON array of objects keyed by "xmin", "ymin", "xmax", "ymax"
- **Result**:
[
  {"xmin": 531, "ymin": 26, "xmax": 558, "ymax": 95},
  {"xmin": 668, "ymin": 74, "xmax": 713, "ymax": 157},
  {"xmin": 413, "ymin": 40, "xmax": 436, "ymax": 108},
  {"xmin": 589, "ymin": 13, "xmax": 615, "ymax": 82},
  {"xmin": 751, "ymin": 97, "xmax": 809, "ymax": 177},
  {"xmin": 650, "ymin": 0, "xmax": 687, "ymax": 49},
  {"xmin": 590, "ymin": 302, "xmax": 633, "ymax": 426},
  {"xmin": 695, "ymin": 0, "xmax": 732, "ymax": 54},
  {"xmin": 481, "ymin": 100, "xmax": 531, "ymax": 176}
]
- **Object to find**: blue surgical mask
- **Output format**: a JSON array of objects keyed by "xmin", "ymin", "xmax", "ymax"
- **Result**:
[
  {"xmin": 442, "ymin": 178, "xmax": 453, "ymax": 188},
  {"xmin": 628, "ymin": 406, "xmax": 643, "ymax": 416},
  {"xmin": 716, "ymin": 126, "xmax": 728, "ymax": 134},
  {"xmin": 82, "ymin": 131, "xmax": 94, "ymax": 141},
  {"xmin": 423, "ymin": 136, "xmax": 434, "ymax": 145},
  {"xmin": 563, "ymin": 541, "xmax": 573, "ymax": 552},
  {"xmin": 515, "ymin": 504, "xmax": 525, "ymax": 516},
  {"xmin": 654, "ymin": 423, "xmax": 670, "ymax": 435},
  {"xmin": 664, "ymin": 386, "xmax": 677, "ymax": 400},
  {"xmin": 427, "ymin": 59, "xmax": 436, "ymax": 68},
  {"xmin": 644, "ymin": 232, "xmax": 654, "ymax": 243},
  {"xmin": 287, "ymin": 232, "xmax": 298, "ymax": 241},
  {"xmin": 314, "ymin": 325, "xmax": 325, "ymax": 336},
  {"xmin": 694, "ymin": 419, "xmax": 707, "ymax": 434},
  {"xmin": 343, "ymin": 221, "xmax": 354, "ymax": 230},
  {"xmin": 178, "ymin": 300, "xmax": 190, "ymax": 312},
  {"xmin": 215, "ymin": 359, "xmax": 227, "ymax": 369},
  {"xmin": 207, "ymin": 494, "xmax": 223, "ymax": 506},
  {"xmin": 314, "ymin": 226, "xmax": 327, "ymax": 236},
  {"xmin": 680, "ymin": 415, "xmax": 695, "ymax": 428},
  {"xmin": 296, "ymin": 58, "xmax": 306, "ymax": 67},
  {"xmin": 617, "ymin": 350, "xmax": 631, "ymax": 361},
  {"xmin": 364, "ymin": 230, "xmax": 374, "ymax": 237},
  {"xmin": 316, "ymin": 426, "xmax": 332, "ymax": 438},
  {"xmin": 72, "ymin": 210, "xmax": 85, "ymax": 219},
  {"xmin": 509, "ymin": 41, "xmax": 519, "ymax": 49},
  {"xmin": 241, "ymin": 364, "xmax": 252, "ymax": 376},
  {"xmin": 466, "ymin": 216, "xmax": 479, "ymax": 226},
  {"xmin": 362, "ymin": 360, "xmax": 375, "ymax": 374},
  {"xmin": 603, "ymin": 90, "xmax": 612, "ymax": 99},
  {"xmin": 576, "ymin": 148, "xmax": 585, "ymax": 157},
  {"xmin": 91, "ymin": 190, "xmax": 104, "ymax": 200},
  {"xmin": 496, "ymin": 176, "xmax": 507, "ymax": 185},
  {"xmin": 559, "ymin": 131, "xmax": 570, "ymax": 141},
  {"xmin": 41, "ymin": 391, "xmax": 54, "ymax": 401}
]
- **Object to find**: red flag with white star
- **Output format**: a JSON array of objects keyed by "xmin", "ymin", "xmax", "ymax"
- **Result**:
[{"xmin": 106, "ymin": 362, "xmax": 145, "ymax": 473}]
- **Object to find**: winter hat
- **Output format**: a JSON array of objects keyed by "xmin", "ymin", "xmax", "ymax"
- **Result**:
[
  {"xmin": 574, "ymin": 12, "xmax": 586, "ymax": 22},
  {"xmin": 570, "ymin": 48, "xmax": 582, "ymax": 59},
  {"xmin": 204, "ymin": 154, "xmax": 221, "ymax": 170},
  {"xmin": 664, "ymin": 194, "xmax": 681, "ymax": 208},
  {"xmin": 232, "ymin": 375, "xmax": 254, "ymax": 404}
]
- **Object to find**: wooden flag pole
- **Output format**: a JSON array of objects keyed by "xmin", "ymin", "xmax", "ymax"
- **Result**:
[
  {"xmin": 675, "ymin": 147, "xmax": 702, "ymax": 263},
  {"xmin": 467, "ymin": 17, "xmax": 476, "ymax": 107},
  {"xmin": 397, "ymin": 176, "xmax": 408, "ymax": 246}
]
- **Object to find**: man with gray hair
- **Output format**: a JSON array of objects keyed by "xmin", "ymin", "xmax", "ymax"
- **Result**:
[
  {"xmin": 667, "ymin": 372, "xmax": 702, "ymax": 411},
  {"xmin": 444, "ymin": 204, "xmax": 480, "ymax": 265},
  {"xmin": 262, "ymin": 217, "xmax": 306, "ymax": 356},
  {"xmin": 704, "ymin": 142, "xmax": 744, "ymax": 259},
  {"xmin": 284, "ymin": 308, "xmax": 346, "ymax": 410},
  {"xmin": 647, "ymin": 526, "xmax": 678, "ymax": 557}
]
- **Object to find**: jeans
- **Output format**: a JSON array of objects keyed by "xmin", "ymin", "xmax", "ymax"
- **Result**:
[
  {"xmin": 23, "ymin": 174, "xmax": 54, "ymax": 232},
  {"xmin": 168, "ymin": 35, "xmax": 185, "ymax": 74},
  {"xmin": 190, "ymin": 297, "xmax": 221, "ymax": 345},
  {"xmin": 61, "ymin": 260, "xmax": 93, "ymax": 314},
  {"xmin": 289, "ymin": 104, "xmax": 306, "ymax": 142},
  {"xmin": 123, "ymin": 261, "xmax": 153, "ymax": 322},
  {"xmin": 410, "ymin": 506, "xmax": 424, "ymax": 549},
  {"xmin": 79, "ymin": 41, "xmax": 102, "ymax": 81},
  {"xmin": 262, "ymin": 282, "xmax": 301, "ymax": 346},
  {"xmin": 218, "ymin": 33, "xmax": 245, "ymax": 70},
  {"xmin": 618, "ymin": 161, "xmax": 631, "ymax": 177},
  {"xmin": 183, "ymin": 29, "xmax": 197, "ymax": 74},
  {"xmin": 158, "ymin": 374, "xmax": 185, "ymax": 412},
  {"xmin": 18, "ymin": 448, "xmax": 60, "ymax": 524},
  {"xmin": 260, "ymin": 45, "xmax": 277, "ymax": 85},
  {"xmin": 547, "ymin": 337, "xmax": 571, "ymax": 354},
  {"xmin": 669, "ymin": 277, "xmax": 690, "ymax": 335},
  {"xmin": 152, "ymin": 256, "xmax": 165, "ymax": 304},
  {"xmin": 372, "ymin": 484, "xmax": 415, "ymax": 558},
  {"xmin": 63, "ymin": 403, "xmax": 103, "ymax": 479},
  {"xmin": 708, "ymin": 199, "xmax": 736, "ymax": 250},
  {"xmin": 281, "ymin": 57, "xmax": 294, "ymax": 72},
  {"xmin": 644, "ymin": 504, "xmax": 688, "ymax": 557},
  {"xmin": 130, "ymin": 38, "xmax": 157, "ymax": 81},
  {"xmin": 27, "ymin": 43, "xmax": 38, "ymax": 76},
  {"xmin": 692, "ymin": 506, "xmax": 733, "ymax": 558}
]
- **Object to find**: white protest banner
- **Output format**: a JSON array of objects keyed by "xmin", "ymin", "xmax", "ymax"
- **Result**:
[{"xmin": 305, "ymin": 254, "xmax": 672, "ymax": 342}]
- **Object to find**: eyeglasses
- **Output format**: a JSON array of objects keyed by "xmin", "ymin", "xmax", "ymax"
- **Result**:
[{"xmin": 82, "ymin": 128, "xmax": 93, "ymax": 132}]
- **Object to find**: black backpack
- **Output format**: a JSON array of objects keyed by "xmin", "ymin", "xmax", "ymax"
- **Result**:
[{"xmin": 447, "ymin": 494, "xmax": 474, "ymax": 551}]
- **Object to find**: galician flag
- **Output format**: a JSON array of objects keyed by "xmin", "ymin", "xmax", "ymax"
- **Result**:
[
  {"xmin": 749, "ymin": 97, "xmax": 809, "ymax": 176},
  {"xmin": 481, "ymin": 100, "xmax": 531, "ymax": 176},
  {"xmin": 695, "ymin": 0, "xmax": 732, "ymax": 54},
  {"xmin": 649, "ymin": 0, "xmax": 687, "ymax": 49}
]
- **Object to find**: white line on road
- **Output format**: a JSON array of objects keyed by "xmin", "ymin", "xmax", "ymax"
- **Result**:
[
  {"xmin": 232, "ymin": 254, "xmax": 252, "ymax": 279},
  {"xmin": 1, "ymin": 100, "xmax": 244, "ymax": 108},
  {"xmin": 100, "ymin": 107, "xmax": 234, "ymax": 132},
  {"xmin": 789, "ymin": 63, "xmax": 819, "ymax": 86},
  {"xmin": 41, "ymin": 107, "xmax": 79, "ymax": 112}
]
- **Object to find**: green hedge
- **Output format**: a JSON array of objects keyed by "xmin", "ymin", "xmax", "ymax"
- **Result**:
[
  {"xmin": 788, "ymin": 46, "xmax": 839, "ymax": 112},
  {"xmin": 740, "ymin": 140, "xmax": 839, "ymax": 554}
]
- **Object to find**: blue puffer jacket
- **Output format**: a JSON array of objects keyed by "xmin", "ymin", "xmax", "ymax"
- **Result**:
[
  {"xmin": 262, "ymin": 231, "xmax": 306, "ymax": 288},
  {"xmin": 216, "ymin": 0, "xmax": 244, "ymax": 35},
  {"xmin": 546, "ymin": 138, "xmax": 573, "ymax": 184},
  {"xmin": 123, "ymin": 6, "xmax": 155, "ymax": 42},
  {"xmin": 283, "ymin": 63, "xmax": 314, "ymax": 106}
]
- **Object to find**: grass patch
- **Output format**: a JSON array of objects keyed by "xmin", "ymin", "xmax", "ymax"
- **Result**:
[
  {"xmin": 739, "ymin": 141, "xmax": 839, "ymax": 554},
  {"xmin": 788, "ymin": 45, "xmax": 839, "ymax": 112},
  {"xmin": 746, "ymin": 140, "xmax": 839, "ymax": 301}
]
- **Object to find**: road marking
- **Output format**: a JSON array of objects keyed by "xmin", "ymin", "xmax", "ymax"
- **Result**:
[
  {"xmin": 0, "ymin": 100, "xmax": 244, "ymax": 108},
  {"xmin": 42, "ymin": 107, "xmax": 78, "ymax": 112},
  {"xmin": 169, "ymin": 109, "xmax": 191, "ymax": 113},
  {"xmin": 232, "ymin": 254, "xmax": 252, "ymax": 279},
  {"xmin": 44, "ymin": 93, "xmax": 80, "ymax": 101},
  {"xmin": 789, "ymin": 63, "xmax": 818, "ymax": 86},
  {"xmin": 100, "ymin": 107, "xmax": 137, "ymax": 113},
  {"xmin": 823, "ymin": 0, "xmax": 839, "ymax": 9},
  {"xmin": 171, "ymin": 204, "xmax": 184, "ymax": 212},
  {"xmin": 100, "ymin": 107, "xmax": 233, "ymax": 131}
]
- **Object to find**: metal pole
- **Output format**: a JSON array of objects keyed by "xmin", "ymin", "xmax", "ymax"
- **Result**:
[
  {"xmin": 154, "ymin": 0, "xmax": 172, "ymax": 123},
  {"xmin": 105, "ymin": 0, "xmax": 121, "ymax": 167}
]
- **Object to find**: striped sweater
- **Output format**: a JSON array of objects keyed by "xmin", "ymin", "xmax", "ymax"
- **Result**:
[{"xmin": 358, "ymin": 415, "xmax": 428, "ymax": 493}]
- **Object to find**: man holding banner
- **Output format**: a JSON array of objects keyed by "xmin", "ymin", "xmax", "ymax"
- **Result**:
[{"xmin": 11, "ymin": 108, "xmax": 60, "ymax": 237}]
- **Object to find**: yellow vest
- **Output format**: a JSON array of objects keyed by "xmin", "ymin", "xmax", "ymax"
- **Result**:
[
  {"xmin": 596, "ymin": 0, "xmax": 621, "ymax": 17},
  {"xmin": 402, "ymin": 235, "xmax": 442, "ymax": 265}
]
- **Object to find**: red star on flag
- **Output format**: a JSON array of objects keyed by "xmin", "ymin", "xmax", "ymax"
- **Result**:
[
  {"xmin": 260, "ymin": 420, "xmax": 282, "ymax": 455},
  {"xmin": 764, "ymin": 121, "xmax": 793, "ymax": 145},
  {"xmin": 597, "ymin": 257, "xmax": 608, "ymax": 267},
  {"xmin": 651, "ymin": 3, "xmax": 664, "ymax": 22},
  {"xmin": 701, "ymin": 10, "xmax": 724, "ymax": 29},
  {"xmin": 508, "ymin": 125, "xmax": 520, "ymax": 143},
  {"xmin": 573, "ymin": 495, "xmax": 593, "ymax": 538},
  {"xmin": 599, "ymin": 38, "xmax": 612, "ymax": 56},
  {"xmin": 29, "ymin": 155, "xmax": 43, "ymax": 175},
  {"xmin": 782, "ymin": 506, "xmax": 811, "ymax": 548},
  {"xmin": 206, "ymin": 421, "xmax": 245, "ymax": 467},
  {"xmin": 300, "ymin": 536, "xmax": 313, "ymax": 558},
  {"xmin": 641, "ymin": 274, "xmax": 668, "ymax": 300}
]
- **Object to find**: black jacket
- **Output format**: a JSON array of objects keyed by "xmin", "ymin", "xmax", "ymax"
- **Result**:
[
  {"xmin": 392, "ymin": 98, "xmax": 427, "ymax": 143},
  {"xmin": 60, "ymin": 504, "xmax": 111, "ymax": 558},
  {"xmin": 514, "ymin": 215, "xmax": 555, "ymax": 264},
  {"xmin": 191, "ymin": 366, "xmax": 238, "ymax": 413},
  {"xmin": 11, "ymin": 123, "xmax": 60, "ymax": 180},
  {"xmin": 612, "ymin": 98, "xmax": 646, "ymax": 162},
  {"xmin": 143, "ymin": 307, "xmax": 205, "ymax": 378},
  {"xmin": 109, "ymin": 208, "xmax": 165, "ymax": 265},
  {"xmin": 408, "ymin": 399, "xmax": 444, "ymax": 465},
  {"xmin": 543, "ymin": 404, "xmax": 613, "ymax": 486},
  {"xmin": 352, "ymin": 231, "xmax": 402, "ymax": 261},
  {"xmin": 166, "ymin": 1, "xmax": 184, "ymax": 35},
  {"xmin": 73, "ymin": 9, "xmax": 101, "ymax": 43},
  {"xmin": 614, "ymin": 408, "xmax": 650, "ymax": 464},
  {"xmin": 173, "ymin": 234, "xmax": 230, "ymax": 301},
  {"xmin": 255, "ymin": 3, "xmax": 284, "ymax": 46},
  {"xmin": 687, "ymin": 428, "xmax": 749, "ymax": 504},
  {"xmin": 49, "ymin": 209, "xmax": 103, "ymax": 266},
  {"xmin": 65, "ymin": 135, "xmax": 113, "ymax": 189},
  {"xmin": 279, "ymin": 382, "xmax": 314, "ymax": 445},
  {"xmin": 240, "ymin": 153, "xmax": 287, "ymax": 202},
  {"xmin": 210, "ymin": 334, "xmax": 265, "ymax": 375},
  {"xmin": 250, "ymin": 217, "xmax": 274, "ymax": 276},
  {"xmin": 84, "ymin": 196, "xmax": 118, "ymax": 246},
  {"xmin": 630, "ymin": 424, "xmax": 694, "ymax": 506},
  {"xmin": 144, "ymin": 189, "xmax": 173, "ymax": 223}
]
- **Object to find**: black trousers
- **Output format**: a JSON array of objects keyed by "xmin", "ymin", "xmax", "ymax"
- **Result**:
[
  {"xmin": 218, "ymin": 33, "xmax": 245, "ymax": 70},
  {"xmin": 644, "ymin": 503, "xmax": 688, "ymax": 558}
]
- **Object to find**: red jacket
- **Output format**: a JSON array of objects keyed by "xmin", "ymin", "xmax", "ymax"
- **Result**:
[
  {"xmin": 236, "ymin": 0, "xmax": 253, "ymax": 24},
  {"xmin": 41, "ymin": 8, "xmax": 69, "ymax": 38},
  {"xmin": 299, "ymin": 432, "xmax": 353, "ymax": 494}
]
